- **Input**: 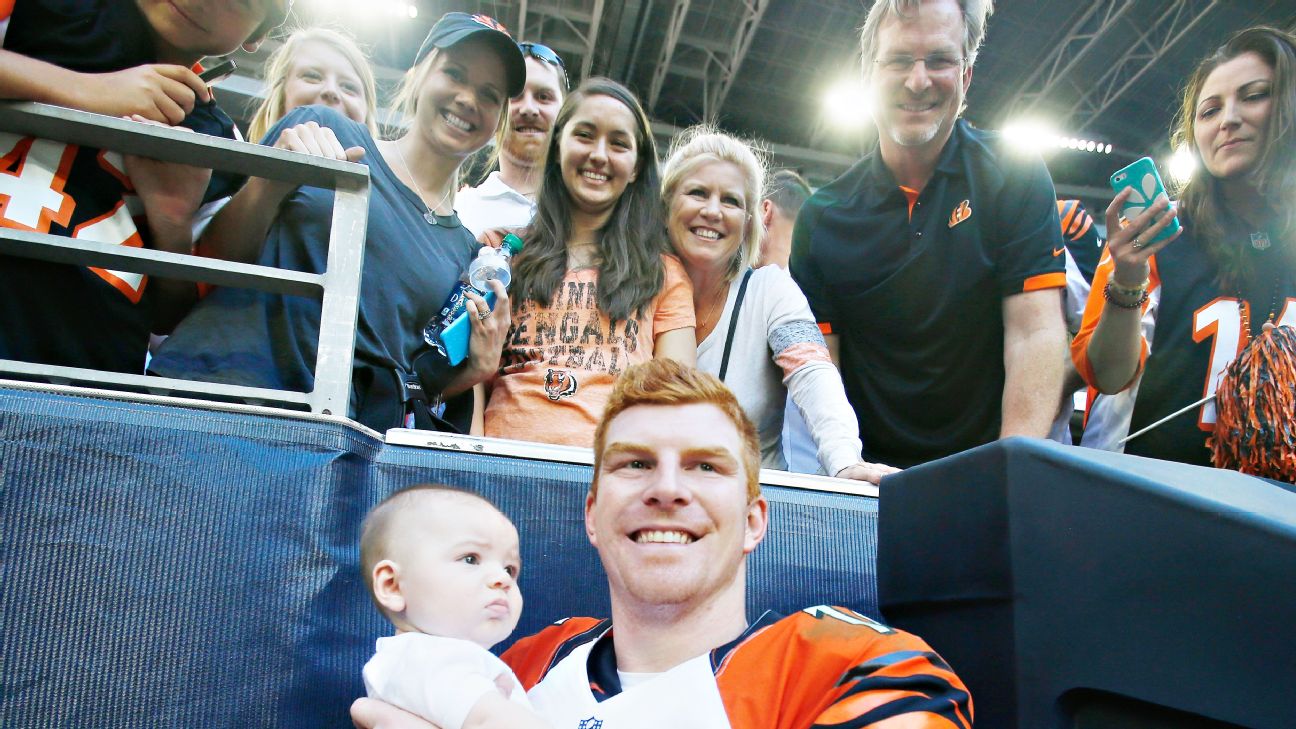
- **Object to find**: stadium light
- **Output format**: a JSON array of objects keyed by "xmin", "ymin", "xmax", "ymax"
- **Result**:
[
  {"xmin": 821, "ymin": 78, "xmax": 871, "ymax": 130},
  {"xmin": 1167, "ymin": 146, "xmax": 1197, "ymax": 185},
  {"xmin": 1001, "ymin": 118, "xmax": 1113, "ymax": 156},
  {"xmin": 1002, "ymin": 119, "xmax": 1058, "ymax": 154}
]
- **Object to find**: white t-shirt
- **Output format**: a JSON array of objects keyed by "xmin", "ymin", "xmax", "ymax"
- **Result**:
[
  {"xmin": 529, "ymin": 640, "xmax": 730, "ymax": 728},
  {"xmin": 455, "ymin": 171, "xmax": 536, "ymax": 238},
  {"xmin": 696, "ymin": 266, "xmax": 862, "ymax": 475},
  {"xmin": 363, "ymin": 633, "xmax": 530, "ymax": 729}
]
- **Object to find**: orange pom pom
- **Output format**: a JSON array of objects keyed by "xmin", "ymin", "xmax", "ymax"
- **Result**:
[{"xmin": 1210, "ymin": 325, "xmax": 1296, "ymax": 482}]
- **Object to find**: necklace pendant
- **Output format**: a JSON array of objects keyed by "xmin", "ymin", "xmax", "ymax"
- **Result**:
[
  {"xmin": 423, "ymin": 210, "xmax": 439, "ymax": 225},
  {"xmin": 1250, "ymin": 231, "xmax": 1271, "ymax": 251}
]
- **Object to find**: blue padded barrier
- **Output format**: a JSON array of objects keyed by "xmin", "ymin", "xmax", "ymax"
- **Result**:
[{"xmin": 0, "ymin": 386, "xmax": 879, "ymax": 728}]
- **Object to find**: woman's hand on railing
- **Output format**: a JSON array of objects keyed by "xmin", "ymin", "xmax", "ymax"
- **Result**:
[{"xmin": 835, "ymin": 461, "xmax": 902, "ymax": 485}]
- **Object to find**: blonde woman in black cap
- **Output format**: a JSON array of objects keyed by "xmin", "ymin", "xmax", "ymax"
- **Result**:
[{"xmin": 151, "ymin": 13, "xmax": 525, "ymax": 433}]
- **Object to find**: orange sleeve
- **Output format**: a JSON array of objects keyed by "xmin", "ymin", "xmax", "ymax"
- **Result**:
[
  {"xmin": 1070, "ymin": 250, "xmax": 1158, "ymax": 389},
  {"xmin": 0, "ymin": 0, "xmax": 14, "ymax": 21},
  {"xmin": 652, "ymin": 253, "xmax": 696, "ymax": 334},
  {"xmin": 1022, "ymin": 271, "xmax": 1067, "ymax": 292},
  {"xmin": 500, "ymin": 617, "xmax": 604, "ymax": 690},
  {"xmin": 716, "ymin": 609, "xmax": 972, "ymax": 729}
]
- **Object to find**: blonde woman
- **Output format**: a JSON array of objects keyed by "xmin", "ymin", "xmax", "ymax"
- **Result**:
[
  {"xmin": 152, "ymin": 14, "xmax": 524, "ymax": 432},
  {"xmin": 661, "ymin": 127, "xmax": 897, "ymax": 483},
  {"xmin": 247, "ymin": 27, "xmax": 378, "ymax": 142},
  {"xmin": 197, "ymin": 27, "xmax": 378, "ymax": 265}
]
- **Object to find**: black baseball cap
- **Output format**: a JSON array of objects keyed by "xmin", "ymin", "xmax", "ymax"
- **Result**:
[{"xmin": 415, "ymin": 13, "xmax": 526, "ymax": 98}]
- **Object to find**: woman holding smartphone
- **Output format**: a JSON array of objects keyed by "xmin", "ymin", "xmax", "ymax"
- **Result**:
[
  {"xmin": 482, "ymin": 78, "xmax": 696, "ymax": 447},
  {"xmin": 1072, "ymin": 26, "xmax": 1296, "ymax": 467}
]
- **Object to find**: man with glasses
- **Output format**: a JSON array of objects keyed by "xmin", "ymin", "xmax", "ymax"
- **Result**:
[
  {"xmin": 456, "ymin": 42, "xmax": 567, "ymax": 237},
  {"xmin": 791, "ymin": 0, "xmax": 1068, "ymax": 468}
]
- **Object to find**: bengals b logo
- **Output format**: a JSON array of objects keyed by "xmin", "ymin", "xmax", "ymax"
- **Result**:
[
  {"xmin": 948, "ymin": 199, "xmax": 972, "ymax": 228},
  {"xmin": 544, "ymin": 369, "xmax": 578, "ymax": 401}
]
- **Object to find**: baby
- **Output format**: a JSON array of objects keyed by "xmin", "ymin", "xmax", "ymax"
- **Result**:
[{"xmin": 360, "ymin": 484, "xmax": 533, "ymax": 729}]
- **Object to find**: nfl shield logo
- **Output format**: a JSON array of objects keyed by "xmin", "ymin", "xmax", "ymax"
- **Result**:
[{"xmin": 578, "ymin": 718, "xmax": 603, "ymax": 729}]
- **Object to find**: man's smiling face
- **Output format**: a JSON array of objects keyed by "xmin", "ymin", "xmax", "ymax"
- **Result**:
[
  {"xmin": 586, "ymin": 402, "xmax": 768, "ymax": 613},
  {"xmin": 868, "ymin": 0, "xmax": 972, "ymax": 155}
]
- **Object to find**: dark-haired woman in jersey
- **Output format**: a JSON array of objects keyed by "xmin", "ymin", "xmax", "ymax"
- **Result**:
[{"xmin": 1072, "ymin": 26, "xmax": 1296, "ymax": 467}]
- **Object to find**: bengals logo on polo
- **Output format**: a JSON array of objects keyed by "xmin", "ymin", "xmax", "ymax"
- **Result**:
[
  {"xmin": 947, "ymin": 199, "xmax": 972, "ymax": 228},
  {"xmin": 544, "ymin": 368, "xmax": 578, "ymax": 401}
]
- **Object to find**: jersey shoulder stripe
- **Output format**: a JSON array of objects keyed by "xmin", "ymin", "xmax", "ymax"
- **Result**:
[
  {"xmin": 714, "ymin": 608, "xmax": 973, "ymax": 729},
  {"xmin": 502, "ymin": 617, "xmax": 609, "ymax": 690}
]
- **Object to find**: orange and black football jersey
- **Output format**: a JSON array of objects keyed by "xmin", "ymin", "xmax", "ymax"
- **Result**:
[
  {"xmin": 503, "ymin": 607, "xmax": 972, "ymax": 729},
  {"xmin": 1073, "ymin": 216, "xmax": 1296, "ymax": 466}
]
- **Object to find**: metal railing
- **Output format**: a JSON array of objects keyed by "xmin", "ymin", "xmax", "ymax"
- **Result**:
[{"xmin": 0, "ymin": 102, "xmax": 369, "ymax": 416}]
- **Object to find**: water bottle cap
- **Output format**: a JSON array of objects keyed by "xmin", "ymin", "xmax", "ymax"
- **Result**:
[{"xmin": 503, "ymin": 233, "xmax": 525, "ymax": 254}]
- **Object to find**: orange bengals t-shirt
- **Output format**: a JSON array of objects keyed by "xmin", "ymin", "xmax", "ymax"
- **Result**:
[{"xmin": 484, "ymin": 254, "xmax": 694, "ymax": 447}]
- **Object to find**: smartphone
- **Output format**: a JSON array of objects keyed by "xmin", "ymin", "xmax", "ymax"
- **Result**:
[
  {"xmin": 437, "ymin": 289, "xmax": 497, "ymax": 366},
  {"xmin": 1109, "ymin": 156, "xmax": 1181, "ymax": 245},
  {"xmin": 199, "ymin": 58, "xmax": 237, "ymax": 85}
]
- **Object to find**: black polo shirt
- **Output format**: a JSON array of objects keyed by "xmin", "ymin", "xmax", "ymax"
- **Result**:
[{"xmin": 791, "ymin": 120, "xmax": 1065, "ymax": 468}]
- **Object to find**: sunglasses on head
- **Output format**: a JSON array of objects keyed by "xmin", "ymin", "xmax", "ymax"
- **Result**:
[{"xmin": 519, "ymin": 42, "xmax": 569, "ymax": 88}]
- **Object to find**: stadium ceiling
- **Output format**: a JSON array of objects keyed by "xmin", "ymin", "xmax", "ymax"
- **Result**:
[{"xmin": 224, "ymin": 0, "xmax": 1296, "ymax": 193}]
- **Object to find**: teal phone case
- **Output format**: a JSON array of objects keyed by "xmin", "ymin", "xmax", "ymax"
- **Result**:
[
  {"xmin": 1109, "ymin": 156, "xmax": 1181, "ymax": 245},
  {"xmin": 437, "ymin": 289, "xmax": 497, "ymax": 366}
]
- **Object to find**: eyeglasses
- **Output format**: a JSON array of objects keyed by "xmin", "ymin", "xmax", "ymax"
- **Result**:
[
  {"xmin": 519, "ymin": 42, "xmax": 569, "ymax": 89},
  {"xmin": 874, "ymin": 53, "xmax": 965, "ymax": 75}
]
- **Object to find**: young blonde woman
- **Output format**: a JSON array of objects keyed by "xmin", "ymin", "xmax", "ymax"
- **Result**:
[
  {"xmin": 152, "ymin": 13, "xmax": 524, "ymax": 432},
  {"xmin": 196, "ymin": 26, "xmax": 378, "ymax": 266},
  {"xmin": 1072, "ymin": 26, "xmax": 1296, "ymax": 466}
]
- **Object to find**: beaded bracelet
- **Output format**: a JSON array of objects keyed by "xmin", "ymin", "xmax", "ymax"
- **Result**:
[
  {"xmin": 1104, "ymin": 281, "xmax": 1149, "ymax": 309},
  {"xmin": 1107, "ymin": 278, "xmax": 1150, "ymax": 298}
]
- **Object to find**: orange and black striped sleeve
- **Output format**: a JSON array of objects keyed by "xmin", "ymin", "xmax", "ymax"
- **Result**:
[{"xmin": 715, "ymin": 609, "xmax": 972, "ymax": 729}]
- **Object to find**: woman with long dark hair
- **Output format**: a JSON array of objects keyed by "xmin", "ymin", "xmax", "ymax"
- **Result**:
[
  {"xmin": 1072, "ymin": 26, "xmax": 1296, "ymax": 466},
  {"xmin": 483, "ymin": 78, "xmax": 696, "ymax": 446}
]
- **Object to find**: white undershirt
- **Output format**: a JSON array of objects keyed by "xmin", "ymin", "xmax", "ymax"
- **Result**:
[{"xmin": 616, "ymin": 670, "xmax": 662, "ymax": 691}]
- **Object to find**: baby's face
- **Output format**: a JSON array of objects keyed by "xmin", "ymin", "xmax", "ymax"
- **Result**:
[{"xmin": 393, "ymin": 496, "xmax": 523, "ymax": 649}]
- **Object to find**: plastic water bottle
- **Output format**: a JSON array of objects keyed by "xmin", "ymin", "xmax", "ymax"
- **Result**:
[
  {"xmin": 467, "ymin": 245, "xmax": 512, "ymax": 290},
  {"xmin": 422, "ymin": 234, "xmax": 524, "ymax": 354}
]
